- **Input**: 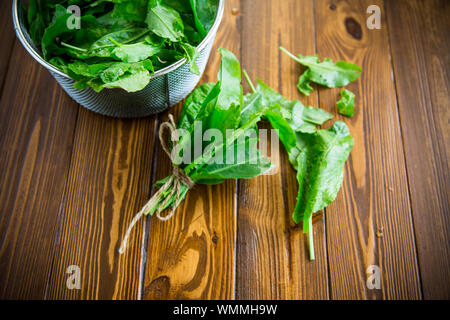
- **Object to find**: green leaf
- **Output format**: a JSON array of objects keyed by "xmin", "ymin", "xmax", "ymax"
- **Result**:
[
  {"xmin": 100, "ymin": 63, "xmax": 151, "ymax": 92},
  {"xmin": 192, "ymin": 136, "xmax": 273, "ymax": 183},
  {"xmin": 68, "ymin": 61, "xmax": 154, "ymax": 93},
  {"xmin": 200, "ymin": 49, "xmax": 243, "ymax": 138},
  {"xmin": 205, "ymin": 101, "xmax": 242, "ymax": 137},
  {"xmin": 111, "ymin": 0, "xmax": 149, "ymax": 23},
  {"xmin": 254, "ymin": 79, "xmax": 291, "ymax": 116},
  {"xmin": 264, "ymin": 109, "xmax": 298, "ymax": 157},
  {"xmin": 240, "ymin": 92, "xmax": 264, "ymax": 125},
  {"xmin": 113, "ymin": 42, "xmax": 162, "ymax": 62},
  {"xmin": 29, "ymin": 14, "xmax": 46, "ymax": 46},
  {"xmin": 96, "ymin": 10, "xmax": 131, "ymax": 27},
  {"xmin": 294, "ymin": 121, "xmax": 353, "ymax": 259},
  {"xmin": 179, "ymin": 42, "xmax": 200, "ymax": 75},
  {"xmin": 297, "ymin": 54, "xmax": 361, "ymax": 88},
  {"xmin": 247, "ymin": 79, "xmax": 333, "ymax": 131},
  {"xmin": 27, "ymin": 0, "xmax": 37, "ymax": 26},
  {"xmin": 297, "ymin": 69, "xmax": 313, "ymax": 96},
  {"xmin": 100, "ymin": 62, "xmax": 133, "ymax": 82},
  {"xmin": 49, "ymin": 56, "xmax": 70, "ymax": 74},
  {"xmin": 173, "ymin": 81, "xmax": 222, "ymax": 164},
  {"xmin": 178, "ymin": 82, "xmax": 216, "ymax": 130},
  {"xmin": 240, "ymin": 78, "xmax": 333, "ymax": 170},
  {"xmin": 163, "ymin": 0, "xmax": 192, "ymax": 13},
  {"xmin": 189, "ymin": 0, "xmax": 219, "ymax": 37},
  {"xmin": 301, "ymin": 105, "xmax": 333, "ymax": 125},
  {"xmin": 337, "ymin": 89, "xmax": 356, "ymax": 117},
  {"xmin": 42, "ymin": 11, "xmax": 108, "ymax": 59},
  {"xmin": 293, "ymin": 120, "xmax": 353, "ymax": 231},
  {"xmin": 303, "ymin": 57, "xmax": 361, "ymax": 87},
  {"xmin": 89, "ymin": 28, "xmax": 150, "ymax": 50},
  {"xmin": 146, "ymin": 0, "xmax": 185, "ymax": 42},
  {"xmin": 41, "ymin": 11, "xmax": 73, "ymax": 59},
  {"xmin": 281, "ymin": 47, "xmax": 361, "ymax": 94},
  {"xmin": 68, "ymin": 60, "xmax": 114, "ymax": 79},
  {"xmin": 216, "ymin": 48, "xmax": 243, "ymax": 109}
]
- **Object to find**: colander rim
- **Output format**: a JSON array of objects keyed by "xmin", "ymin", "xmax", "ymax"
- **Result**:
[{"xmin": 12, "ymin": 0, "xmax": 225, "ymax": 79}]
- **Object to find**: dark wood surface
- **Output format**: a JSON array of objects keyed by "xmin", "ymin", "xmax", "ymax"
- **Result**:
[{"xmin": 0, "ymin": 0, "xmax": 448, "ymax": 299}]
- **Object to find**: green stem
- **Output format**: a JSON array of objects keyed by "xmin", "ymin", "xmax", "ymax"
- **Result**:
[
  {"xmin": 108, "ymin": 37, "xmax": 122, "ymax": 47},
  {"xmin": 243, "ymin": 69, "xmax": 256, "ymax": 93},
  {"xmin": 123, "ymin": 29, "xmax": 151, "ymax": 44},
  {"xmin": 280, "ymin": 46, "xmax": 302, "ymax": 64},
  {"xmin": 60, "ymin": 41, "xmax": 88, "ymax": 52},
  {"xmin": 106, "ymin": 29, "xmax": 151, "ymax": 48}
]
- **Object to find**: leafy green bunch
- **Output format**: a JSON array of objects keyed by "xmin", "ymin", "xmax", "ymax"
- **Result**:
[
  {"xmin": 26, "ymin": 0, "xmax": 219, "ymax": 92},
  {"xmin": 120, "ymin": 48, "xmax": 354, "ymax": 260},
  {"xmin": 119, "ymin": 48, "xmax": 274, "ymax": 253}
]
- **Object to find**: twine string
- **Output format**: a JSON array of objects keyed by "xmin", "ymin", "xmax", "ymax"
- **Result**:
[{"xmin": 119, "ymin": 115, "xmax": 195, "ymax": 254}]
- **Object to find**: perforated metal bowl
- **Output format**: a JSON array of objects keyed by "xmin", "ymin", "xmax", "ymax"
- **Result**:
[{"xmin": 12, "ymin": 0, "xmax": 224, "ymax": 118}]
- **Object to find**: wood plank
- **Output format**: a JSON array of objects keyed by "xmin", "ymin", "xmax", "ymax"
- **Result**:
[
  {"xmin": 0, "ymin": 0, "xmax": 17, "ymax": 92},
  {"xmin": 386, "ymin": 0, "xmax": 450, "ymax": 299},
  {"xmin": 0, "ymin": 43, "xmax": 79, "ymax": 299},
  {"xmin": 142, "ymin": 0, "xmax": 240, "ymax": 300},
  {"xmin": 314, "ymin": 0, "xmax": 421, "ymax": 299},
  {"xmin": 45, "ymin": 110, "xmax": 157, "ymax": 299},
  {"xmin": 236, "ymin": 0, "xmax": 329, "ymax": 299}
]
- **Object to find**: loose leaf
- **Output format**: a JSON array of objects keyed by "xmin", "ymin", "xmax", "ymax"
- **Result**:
[
  {"xmin": 297, "ymin": 69, "xmax": 313, "ymax": 96},
  {"xmin": 293, "ymin": 121, "xmax": 354, "ymax": 223},
  {"xmin": 241, "ymin": 74, "xmax": 352, "ymax": 260},
  {"xmin": 293, "ymin": 122, "xmax": 353, "ymax": 259},
  {"xmin": 281, "ymin": 47, "xmax": 361, "ymax": 95},
  {"xmin": 337, "ymin": 89, "xmax": 356, "ymax": 117}
]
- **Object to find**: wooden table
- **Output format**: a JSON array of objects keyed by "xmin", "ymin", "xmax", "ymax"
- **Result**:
[{"xmin": 0, "ymin": 0, "xmax": 448, "ymax": 300}]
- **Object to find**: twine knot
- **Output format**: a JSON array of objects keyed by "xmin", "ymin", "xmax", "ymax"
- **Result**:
[{"xmin": 119, "ymin": 114, "xmax": 194, "ymax": 254}]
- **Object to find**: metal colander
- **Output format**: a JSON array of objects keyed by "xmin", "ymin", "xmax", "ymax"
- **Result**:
[{"xmin": 12, "ymin": 0, "xmax": 225, "ymax": 118}]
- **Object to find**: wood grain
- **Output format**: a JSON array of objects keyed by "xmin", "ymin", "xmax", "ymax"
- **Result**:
[
  {"xmin": 0, "ymin": 0, "xmax": 448, "ymax": 300},
  {"xmin": 45, "ymin": 110, "xmax": 157, "ymax": 299},
  {"xmin": 0, "ymin": 0, "xmax": 17, "ymax": 94},
  {"xmin": 142, "ymin": 0, "xmax": 240, "ymax": 300},
  {"xmin": 0, "ymin": 44, "xmax": 79, "ymax": 299},
  {"xmin": 386, "ymin": 0, "xmax": 450, "ymax": 299},
  {"xmin": 236, "ymin": 0, "xmax": 329, "ymax": 300},
  {"xmin": 314, "ymin": 0, "xmax": 421, "ymax": 299}
]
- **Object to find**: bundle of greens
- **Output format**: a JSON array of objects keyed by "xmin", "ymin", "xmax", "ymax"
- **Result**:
[
  {"xmin": 26, "ymin": 0, "xmax": 219, "ymax": 92},
  {"xmin": 120, "ymin": 48, "xmax": 354, "ymax": 260}
]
